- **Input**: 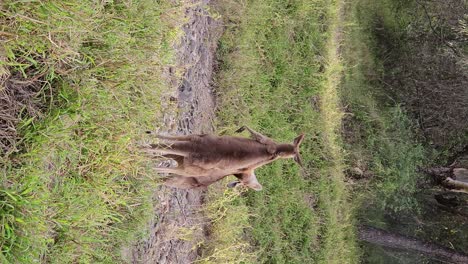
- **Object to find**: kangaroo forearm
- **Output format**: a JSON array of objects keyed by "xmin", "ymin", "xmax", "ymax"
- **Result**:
[{"xmin": 237, "ymin": 125, "xmax": 274, "ymax": 145}]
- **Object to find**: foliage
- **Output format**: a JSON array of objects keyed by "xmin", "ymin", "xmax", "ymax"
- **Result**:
[
  {"xmin": 340, "ymin": 0, "xmax": 429, "ymax": 214},
  {"xmin": 341, "ymin": 0, "xmax": 468, "ymax": 261}
]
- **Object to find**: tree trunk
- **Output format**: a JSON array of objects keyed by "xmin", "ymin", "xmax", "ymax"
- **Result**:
[
  {"xmin": 358, "ymin": 225, "xmax": 468, "ymax": 264},
  {"xmin": 424, "ymin": 167, "xmax": 468, "ymax": 194}
]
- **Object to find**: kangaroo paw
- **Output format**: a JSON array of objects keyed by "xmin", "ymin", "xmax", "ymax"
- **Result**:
[{"xmin": 227, "ymin": 181, "xmax": 240, "ymax": 188}]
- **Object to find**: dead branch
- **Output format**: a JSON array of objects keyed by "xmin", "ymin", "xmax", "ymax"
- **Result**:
[
  {"xmin": 444, "ymin": 177, "xmax": 468, "ymax": 194},
  {"xmin": 359, "ymin": 225, "xmax": 468, "ymax": 264}
]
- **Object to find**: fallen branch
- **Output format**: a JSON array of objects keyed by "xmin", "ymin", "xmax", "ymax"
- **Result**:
[
  {"xmin": 444, "ymin": 177, "xmax": 468, "ymax": 194},
  {"xmin": 359, "ymin": 225, "xmax": 468, "ymax": 264},
  {"xmin": 423, "ymin": 167, "xmax": 468, "ymax": 194}
]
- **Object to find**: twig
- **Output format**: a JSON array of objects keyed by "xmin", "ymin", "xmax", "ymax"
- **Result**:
[{"xmin": 415, "ymin": 0, "xmax": 460, "ymax": 56}]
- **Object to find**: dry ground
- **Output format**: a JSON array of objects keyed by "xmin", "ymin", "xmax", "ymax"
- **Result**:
[{"xmin": 127, "ymin": 1, "xmax": 222, "ymax": 263}]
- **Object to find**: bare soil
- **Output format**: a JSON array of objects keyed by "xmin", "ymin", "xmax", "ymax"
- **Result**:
[
  {"xmin": 0, "ymin": 51, "xmax": 49, "ymax": 156},
  {"xmin": 127, "ymin": 1, "xmax": 222, "ymax": 263}
]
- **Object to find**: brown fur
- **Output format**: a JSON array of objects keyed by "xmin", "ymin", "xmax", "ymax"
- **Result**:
[{"xmin": 147, "ymin": 126, "xmax": 304, "ymax": 191}]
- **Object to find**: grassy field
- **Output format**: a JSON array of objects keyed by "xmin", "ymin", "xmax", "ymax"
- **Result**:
[
  {"xmin": 2, "ymin": 0, "xmax": 454, "ymax": 263},
  {"xmin": 0, "ymin": 1, "xmax": 180, "ymax": 262},
  {"xmin": 201, "ymin": 0, "xmax": 358, "ymax": 263}
]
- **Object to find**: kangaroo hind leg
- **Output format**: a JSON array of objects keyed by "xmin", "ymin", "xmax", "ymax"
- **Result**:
[
  {"xmin": 162, "ymin": 154, "xmax": 184, "ymax": 166},
  {"xmin": 155, "ymin": 167, "xmax": 185, "ymax": 174},
  {"xmin": 154, "ymin": 134, "xmax": 198, "ymax": 141},
  {"xmin": 147, "ymin": 143, "xmax": 189, "ymax": 157}
]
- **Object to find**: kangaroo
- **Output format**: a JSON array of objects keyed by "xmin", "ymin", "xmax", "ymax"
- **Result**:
[{"xmin": 147, "ymin": 126, "xmax": 305, "ymax": 191}]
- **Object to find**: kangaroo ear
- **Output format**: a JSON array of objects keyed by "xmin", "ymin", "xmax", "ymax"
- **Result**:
[{"xmin": 293, "ymin": 134, "xmax": 305, "ymax": 146}]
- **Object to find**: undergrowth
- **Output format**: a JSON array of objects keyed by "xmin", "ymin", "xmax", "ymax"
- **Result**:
[
  {"xmin": 0, "ymin": 0, "xmax": 180, "ymax": 262},
  {"xmin": 340, "ymin": 0, "xmax": 428, "ymax": 214},
  {"xmin": 341, "ymin": 0, "xmax": 467, "ymax": 261}
]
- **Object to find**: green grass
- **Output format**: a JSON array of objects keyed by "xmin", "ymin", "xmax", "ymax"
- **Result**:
[
  {"xmin": 0, "ymin": 1, "xmax": 181, "ymax": 262},
  {"xmin": 202, "ymin": 0, "xmax": 358, "ymax": 263}
]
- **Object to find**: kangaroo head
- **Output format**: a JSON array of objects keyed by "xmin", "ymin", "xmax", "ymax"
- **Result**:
[
  {"xmin": 274, "ymin": 134, "xmax": 304, "ymax": 161},
  {"xmin": 273, "ymin": 134, "xmax": 305, "ymax": 167},
  {"xmin": 292, "ymin": 134, "xmax": 305, "ymax": 167}
]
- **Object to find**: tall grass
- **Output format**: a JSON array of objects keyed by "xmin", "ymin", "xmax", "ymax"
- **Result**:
[
  {"xmin": 0, "ymin": 1, "xmax": 180, "ymax": 262},
  {"xmin": 202, "ymin": 0, "xmax": 358, "ymax": 263}
]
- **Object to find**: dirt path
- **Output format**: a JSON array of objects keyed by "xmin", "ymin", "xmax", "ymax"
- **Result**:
[{"xmin": 127, "ymin": 1, "xmax": 222, "ymax": 263}]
